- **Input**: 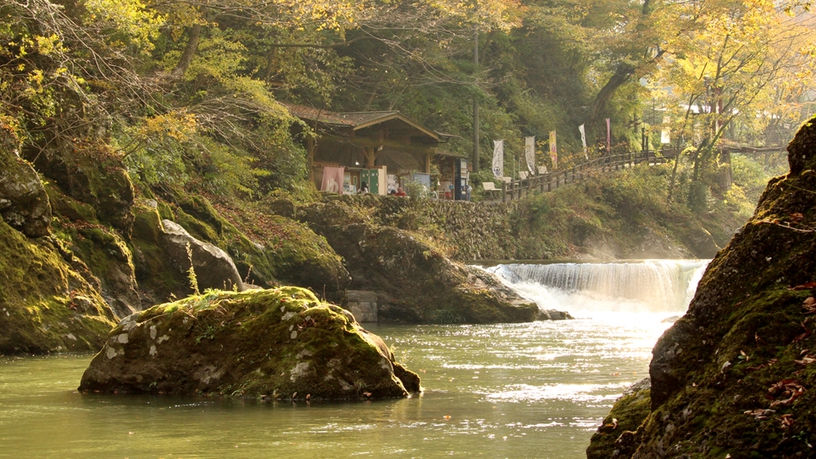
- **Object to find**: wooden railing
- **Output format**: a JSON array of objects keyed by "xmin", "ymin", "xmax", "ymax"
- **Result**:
[{"xmin": 497, "ymin": 150, "xmax": 669, "ymax": 202}]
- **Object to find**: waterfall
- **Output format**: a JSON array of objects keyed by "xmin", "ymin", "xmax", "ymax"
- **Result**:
[{"xmin": 486, "ymin": 260, "xmax": 709, "ymax": 315}]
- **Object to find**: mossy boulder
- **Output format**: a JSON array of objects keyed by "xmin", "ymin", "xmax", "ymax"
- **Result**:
[
  {"xmin": 130, "ymin": 201, "xmax": 190, "ymax": 304},
  {"xmin": 591, "ymin": 117, "xmax": 816, "ymax": 457},
  {"xmin": 0, "ymin": 219, "xmax": 118, "ymax": 354},
  {"xmin": 78, "ymin": 287, "xmax": 419, "ymax": 399},
  {"xmin": 300, "ymin": 200, "xmax": 539, "ymax": 324},
  {"xmin": 162, "ymin": 219, "xmax": 244, "ymax": 292}
]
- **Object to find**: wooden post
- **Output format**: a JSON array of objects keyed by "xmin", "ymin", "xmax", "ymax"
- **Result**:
[
  {"xmin": 363, "ymin": 146, "xmax": 376, "ymax": 168},
  {"xmin": 501, "ymin": 181, "xmax": 506, "ymax": 202}
]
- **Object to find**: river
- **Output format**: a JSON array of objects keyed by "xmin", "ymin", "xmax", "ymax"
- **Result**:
[{"xmin": 0, "ymin": 260, "xmax": 708, "ymax": 458}]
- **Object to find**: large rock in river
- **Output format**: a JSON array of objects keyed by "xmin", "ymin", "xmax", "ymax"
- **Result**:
[
  {"xmin": 78, "ymin": 287, "xmax": 420, "ymax": 399},
  {"xmin": 587, "ymin": 117, "xmax": 816, "ymax": 457},
  {"xmin": 299, "ymin": 199, "xmax": 540, "ymax": 324}
]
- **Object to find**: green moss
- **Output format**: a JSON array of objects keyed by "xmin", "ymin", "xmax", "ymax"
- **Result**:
[
  {"xmin": 0, "ymin": 219, "xmax": 117, "ymax": 354},
  {"xmin": 44, "ymin": 182, "xmax": 98, "ymax": 222},
  {"xmin": 81, "ymin": 287, "xmax": 414, "ymax": 399},
  {"xmin": 586, "ymin": 385, "xmax": 651, "ymax": 459},
  {"xmin": 132, "ymin": 202, "xmax": 162, "ymax": 244},
  {"xmin": 150, "ymin": 194, "xmax": 347, "ymax": 296}
]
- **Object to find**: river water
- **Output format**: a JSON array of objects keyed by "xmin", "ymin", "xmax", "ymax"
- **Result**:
[{"xmin": 0, "ymin": 260, "xmax": 708, "ymax": 459}]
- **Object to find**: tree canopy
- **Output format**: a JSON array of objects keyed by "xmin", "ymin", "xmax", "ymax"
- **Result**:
[{"xmin": 2, "ymin": 0, "xmax": 814, "ymax": 207}]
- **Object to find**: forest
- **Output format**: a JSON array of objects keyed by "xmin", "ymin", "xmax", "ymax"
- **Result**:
[
  {"xmin": 3, "ymin": 0, "xmax": 815, "ymax": 210},
  {"xmin": 5, "ymin": 2, "xmax": 816, "ymax": 457}
]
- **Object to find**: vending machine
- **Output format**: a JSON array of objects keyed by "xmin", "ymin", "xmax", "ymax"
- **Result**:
[{"xmin": 454, "ymin": 158, "xmax": 469, "ymax": 200}]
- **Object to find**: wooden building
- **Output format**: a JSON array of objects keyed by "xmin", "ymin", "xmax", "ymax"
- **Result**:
[{"xmin": 285, "ymin": 104, "xmax": 465, "ymax": 197}]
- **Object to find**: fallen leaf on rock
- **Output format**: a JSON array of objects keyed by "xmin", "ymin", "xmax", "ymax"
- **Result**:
[
  {"xmin": 792, "ymin": 282, "xmax": 816, "ymax": 290},
  {"xmin": 792, "ymin": 320, "xmax": 811, "ymax": 343},
  {"xmin": 747, "ymin": 358, "xmax": 778, "ymax": 372},
  {"xmin": 779, "ymin": 413, "xmax": 796, "ymax": 429},
  {"xmin": 803, "ymin": 297, "xmax": 816, "ymax": 315},
  {"xmin": 794, "ymin": 355, "xmax": 816, "ymax": 365},
  {"xmin": 768, "ymin": 379, "xmax": 806, "ymax": 408},
  {"xmin": 790, "ymin": 213, "xmax": 805, "ymax": 223},
  {"xmin": 744, "ymin": 408, "xmax": 775, "ymax": 420}
]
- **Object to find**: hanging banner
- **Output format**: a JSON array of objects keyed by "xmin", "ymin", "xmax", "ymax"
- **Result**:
[
  {"xmin": 524, "ymin": 136, "xmax": 536, "ymax": 173},
  {"xmin": 492, "ymin": 140, "xmax": 504, "ymax": 178},
  {"xmin": 661, "ymin": 116, "xmax": 671, "ymax": 144},
  {"xmin": 606, "ymin": 118, "xmax": 611, "ymax": 154},
  {"xmin": 320, "ymin": 166, "xmax": 345, "ymax": 194},
  {"xmin": 578, "ymin": 124, "xmax": 587, "ymax": 159},
  {"xmin": 549, "ymin": 131, "xmax": 557, "ymax": 170}
]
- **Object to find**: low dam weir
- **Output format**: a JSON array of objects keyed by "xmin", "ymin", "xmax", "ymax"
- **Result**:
[{"xmin": 487, "ymin": 259, "xmax": 710, "ymax": 315}]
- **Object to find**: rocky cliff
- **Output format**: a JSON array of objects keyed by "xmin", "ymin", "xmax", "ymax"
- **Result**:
[{"xmin": 587, "ymin": 117, "xmax": 816, "ymax": 458}]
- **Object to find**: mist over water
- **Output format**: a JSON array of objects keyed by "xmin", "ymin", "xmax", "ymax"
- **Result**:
[{"xmin": 487, "ymin": 259, "xmax": 709, "ymax": 317}]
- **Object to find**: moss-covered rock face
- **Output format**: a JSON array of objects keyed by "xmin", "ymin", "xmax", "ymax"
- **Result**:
[
  {"xmin": 23, "ymin": 140, "xmax": 134, "ymax": 235},
  {"xmin": 0, "ymin": 219, "xmax": 117, "ymax": 355},
  {"xmin": 0, "ymin": 135, "xmax": 51, "ymax": 238},
  {"xmin": 46, "ymin": 184, "xmax": 142, "ymax": 319},
  {"xmin": 164, "ymin": 195, "xmax": 350, "ymax": 298},
  {"xmin": 586, "ymin": 379, "xmax": 651, "ymax": 459},
  {"xmin": 590, "ymin": 117, "xmax": 816, "ymax": 457},
  {"xmin": 78, "ymin": 287, "xmax": 419, "ymax": 400}
]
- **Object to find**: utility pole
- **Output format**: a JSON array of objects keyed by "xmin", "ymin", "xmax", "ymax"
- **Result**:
[{"xmin": 472, "ymin": 26, "xmax": 480, "ymax": 172}]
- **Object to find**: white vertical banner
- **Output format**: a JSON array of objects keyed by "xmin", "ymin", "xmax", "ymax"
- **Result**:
[
  {"xmin": 606, "ymin": 118, "xmax": 611, "ymax": 154},
  {"xmin": 524, "ymin": 136, "xmax": 536, "ymax": 173},
  {"xmin": 492, "ymin": 140, "xmax": 504, "ymax": 178},
  {"xmin": 578, "ymin": 124, "xmax": 587, "ymax": 159},
  {"xmin": 549, "ymin": 131, "xmax": 557, "ymax": 170},
  {"xmin": 661, "ymin": 116, "xmax": 671, "ymax": 144}
]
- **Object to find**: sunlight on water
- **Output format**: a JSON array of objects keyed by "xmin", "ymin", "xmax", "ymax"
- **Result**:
[{"xmin": 0, "ymin": 260, "xmax": 710, "ymax": 459}]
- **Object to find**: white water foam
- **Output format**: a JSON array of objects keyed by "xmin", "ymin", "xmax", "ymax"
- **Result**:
[{"xmin": 486, "ymin": 259, "xmax": 709, "ymax": 317}]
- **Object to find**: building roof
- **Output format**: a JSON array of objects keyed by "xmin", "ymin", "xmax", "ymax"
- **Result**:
[{"xmin": 283, "ymin": 103, "xmax": 440, "ymax": 141}]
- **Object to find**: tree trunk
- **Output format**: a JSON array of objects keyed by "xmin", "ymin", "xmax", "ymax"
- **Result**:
[
  {"xmin": 588, "ymin": 63, "xmax": 635, "ymax": 123},
  {"xmin": 171, "ymin": 24, "xmax": 202, "ymax": 79}
]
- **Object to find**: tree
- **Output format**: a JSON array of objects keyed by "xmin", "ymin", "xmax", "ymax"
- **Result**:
[{"xmin": 649, "ymin": 0, "xmax": 816, "ymax": 209}]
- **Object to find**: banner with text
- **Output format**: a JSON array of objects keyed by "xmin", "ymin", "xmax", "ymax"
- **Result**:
[
  {"xmin": 321, "ymin": 166, "xmax": 345, "ymax": 194},
  {"xmin": 492, "ymin": 140, "xmax": 504, "ymax": 178}
]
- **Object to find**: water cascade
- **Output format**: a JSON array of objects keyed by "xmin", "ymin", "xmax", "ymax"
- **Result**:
[{"xmin": 487, "ymin": 259, "xmax": 709, "ymax": 316}]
